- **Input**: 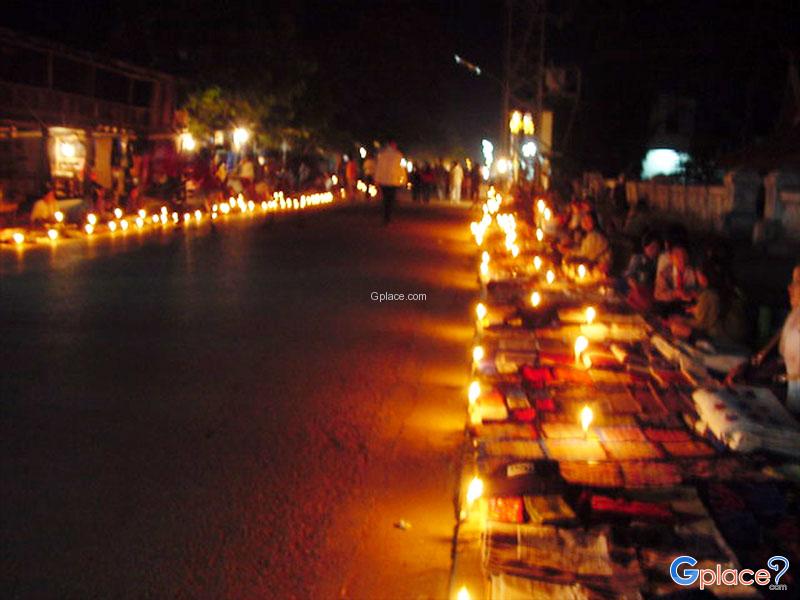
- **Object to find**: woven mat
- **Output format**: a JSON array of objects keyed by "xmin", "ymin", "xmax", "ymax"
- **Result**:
[
  {"xmin": 661, "ymin": 440, "xmax": 716, "ymax": 457},
  {"xmin": 477, "ymin": 423, "xmax": 539, "ymax": 440},
  {"xmin": 559, "ymin": 461, "xmax": 624, "ymax": 487},
  {"xmin": 643, "ymin": 428, "xmax": 692, "ymax": 443},
  {"xmin": 541, "ymin": 423, "xmax": 585, "ymax": 439},
  {"xmin": 545, "ymin": 438, "xmax": 607, "ymax": 461},
  {"xmin": 597, "ymin": 426, "xmax": 646, "ymax": 442},
  {"xmin": 620, "ymin": 461, "xmax": 682, "ymax": 487},
  {"xmin": 481, "ymin": 439, "xmax": 546, "ymax": 460},
  {"xmin": 602, "ymin": 441, "xmax": 663, "ymax": 460}
]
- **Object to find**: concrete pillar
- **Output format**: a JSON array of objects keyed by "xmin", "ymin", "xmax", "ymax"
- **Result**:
[{"xmin": 723, "ymin": 169, "xmax": 761, "ymax": 237}]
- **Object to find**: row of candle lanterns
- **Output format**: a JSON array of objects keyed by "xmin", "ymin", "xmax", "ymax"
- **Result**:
[{"xmin": 7, "ymin": 191, "xmax": 335, "ymax": 247}]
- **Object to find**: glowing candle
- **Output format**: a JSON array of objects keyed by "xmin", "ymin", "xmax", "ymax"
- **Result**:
[
  {"xmin": 536, "ymin": 228, "xmax": 544, "ymax": 242},
  {"xmin": 472, "ymin": 346, "xmax": 485, "ymax": 363},
  {"xmin": 12, "ymin": 232, "xmax": 24, "ymax": 244},
  {"xmin": 468, "ymin": 380, "xmax": 481, "ymax": 405},
  {"xmin": 580, "ymin": 405, "xmax": 594, "ymax": 434},
  {"xmin": 585, "ymin": 306, "xmax": 596, "ymax": 324},
  {"xmin": 120, "ymin": 219, "xmax": 129, "ymax": 231},
  {"xmin": 574, "ymin": 335, "xmax": 589, "ymax": 365},
  {"xmin": 577, "ymin": 264, "xmax": 587, "ymax": 279},
  {"xmin": 138, "ymin": 209, "xmax": 146, "ymax": 219},
  {"xmin": 108, "ymin": 221, "xmax": 117, "ymax": 232},
  {"xmin": 546, "ymin": 269, "xmax": 555, "ymax": 285},
  {"xmin": 114, "ymin": 208, "xmax": 123, "ymax": 219},
  {"xmin": 476, "ymin": 303, "xmax": 487, "ymax": 321},
  {"xmin": 533, "ymin": 255, "xmax": 542, "ymax": 270},
  {"xmin": 457, "ymin": 587, "xmax": 472, "ymax": 600},
  {"xmin": 47, "ymin": 228, "xmax": 58, "ymax": 240},
  {"xmin": 54, "ymin": 211, "xmax": 64, "ymax": 223},
  {"xmin": 530, "ymin": 291, "xmax": 541, "ymax": 307},
  {"xmin": 84, "ymin": 223, "xmax": 94, "ymax": 234},
  {"xmin": 537, "ymin": 199, "xmax": 545, "ymax": 213},
  {"xmin": 87, "ymin": 213, "xmax": 97, "ymax": 226},
  {"xmin": 135, "ymin": 217, "xmax": 144, "ymax": 228}
]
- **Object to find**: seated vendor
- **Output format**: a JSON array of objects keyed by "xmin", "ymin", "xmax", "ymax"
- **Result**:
[
  {"xmin": 726, "ymin": 265, "xmax": 800, "ymax": 414},
  {"xmin": 653, "ymin": 243, "xmax": 698, "ymax": 315},
  {"xmin": 566, "ymin": 210, "xmax": 612, "ymax": 274},
  {"xmin": 623, "ymin": 230, "xmax": 661, "ymax": 310},
  {"xmin": 668, "ymin": 260, "xmax": 727, "ymax": 342}
]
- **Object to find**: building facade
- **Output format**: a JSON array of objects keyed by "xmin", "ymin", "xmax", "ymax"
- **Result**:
[{"xmin": 0, "ymin": 27, "xmax": 177, "ymax": 202}]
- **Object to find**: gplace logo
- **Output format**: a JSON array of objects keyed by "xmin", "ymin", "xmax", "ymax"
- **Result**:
[{"xmin": 670, "ymin": 555, "xmax": 790, "ymax": 591}]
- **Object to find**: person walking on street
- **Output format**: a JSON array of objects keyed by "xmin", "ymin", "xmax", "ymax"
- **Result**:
[
  {"xmin": 450, "ymin": 160, "xmax": 463, "ymax": 203},
  {"xmin": 375, "ymin": 141, "xmax": 406, "ymax": 224}
]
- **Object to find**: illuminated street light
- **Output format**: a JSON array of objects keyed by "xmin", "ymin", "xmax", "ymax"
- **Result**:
[
  {"xmin": 232, "ymin": 127, "xmax": 250, "ymax": 149},
  {"xmin": 179, "ymin": 132, "xmax": 196, "ymax": 152}
]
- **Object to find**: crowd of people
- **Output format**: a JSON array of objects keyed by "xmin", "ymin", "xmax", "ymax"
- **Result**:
[
  {"xmin": 534, "ymin": 190, "xmax": 799, "ymax": 413},
  {"xmin": 408, "ymin": 160, "xmax": 481, "ymax": 204}
]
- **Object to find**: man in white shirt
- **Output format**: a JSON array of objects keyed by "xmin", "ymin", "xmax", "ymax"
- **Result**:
[{"xmin": 375, "ymin": 141, "xmax": 406, "ymax": 224}]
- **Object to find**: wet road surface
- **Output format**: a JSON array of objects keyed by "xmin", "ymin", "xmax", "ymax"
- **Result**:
[{"xmin": 1, "ymin": 202, "xmax": 476, "ymax": 599}]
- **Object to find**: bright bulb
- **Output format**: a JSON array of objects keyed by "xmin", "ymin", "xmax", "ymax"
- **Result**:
[{"xmin": 466, "ymin": 476, "xmax": 484, "ymax": 505}]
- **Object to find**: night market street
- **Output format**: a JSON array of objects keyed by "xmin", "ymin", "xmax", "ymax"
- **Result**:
[{"xmin": 1, "ymin": 202, "xmax": 475, "ymax": 599}]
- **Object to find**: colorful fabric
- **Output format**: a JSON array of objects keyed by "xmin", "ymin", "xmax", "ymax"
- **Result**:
[
  {"xmin": 559, "ymin": 461, "xmax": 624, "ymax": 487},
  {"xmin": 544, "ymin": 439, "xmax": 607, "ymax": 461},
  {"xmin": 488, "ymin": 496, "xmax": 524, "ymax": 523}
]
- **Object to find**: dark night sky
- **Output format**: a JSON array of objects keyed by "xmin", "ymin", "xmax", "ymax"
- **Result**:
[{"xmin": 3, "ymin": 1, "xmax": 799, "ymax": 174}]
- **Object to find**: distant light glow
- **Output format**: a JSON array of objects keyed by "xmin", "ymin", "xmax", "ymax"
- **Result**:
[
  {"xmin": 466, "ymin": 476, "xmax": 484, "ymax": 504},
  {"xmin": 641, "ymin": 148, "xmax": 689, "ymax": 179},
  {"xmin": 359, "ymin": 146, "xmax": 367, "ymax": 159},
  {"xmin": 530, "ymin": 291, "xmax": 541, "ymax": 307},
  {"xmin": 495, "ymin": 158, "xmax": 510, "ymax": 175},
  {"xmin": 521, "ymin": 141, "xmax": 537, "ymax": 158},
  {"xmin": 481, "ymin": 139, "xmax": 494, "ymax": 167}
]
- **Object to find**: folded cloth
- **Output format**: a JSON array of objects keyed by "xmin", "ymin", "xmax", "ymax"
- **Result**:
[
  {"xmin": 620, "ymin": 461, "xmax": 682, "ymax": 488},
  {"xmin": 585, "ymin": 493, "xmax": 673, "ymax": 521},
  {"xmin": 520, "ymin": 364, "xmax": 555, "ymax": 386},
  {"xmin": 559, "ymin": 461, "xmax": 624, "ymax": 487},
  {"xmin": 602, "ymin": 441, "xmax": 663, "ymax": 460},
  {"xmin": 477, "ymin": 387, "xmax": 509, "ymax": 422},
  {"xmin": 692, "ymin": 386, "xmax": 800, "ymax": 456},
  {"xmin": 661, "ymin": 440, "xmax": 716, "ymax": 457},
  {"xmin": 489, "ymin": 574, "xmax": 590, "ymax": 600},
  {"xmin": 488, "ymin": 496, "xmax": 524, "ymax": 523},
  {"xmin": 485, "ymin": 521, "xmax": 615, "ymax": 577},
  {"xmin": 511, "ymin": 407, "xmax": 537, "ymax": 422},
  {"xmin": 480, "ymin": 440, "xmax": 545, "ymax": 460},
  {"xmin": 643, "ymin": 427, "xmax": 692, "ymax": 443},
  {"xmin": 597, "ymin": 426, "xmax": 646, "ymax": 442},
  {"xmin": 523, "ymin": 494, "xmax": 577, "ymax": 525},
  {"xmin": 552, "ymin": 366, "xmax": 594, "ymax": 385},
  {"xmin": 545, "ymin": 438, "xmax": 607, "ymax": 461},
  {"xmin": 503, "ymin": 384, "xmax": 531, "ymax": 410},
  {"xmin": 542, "ymin": 423, "xmax": 586, "ymax": 439},
  {"xmin": 476, "ymin": 423, "xmax": 538, "ymax": 440}
]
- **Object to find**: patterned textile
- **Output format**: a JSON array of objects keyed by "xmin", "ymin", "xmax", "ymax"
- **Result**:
[
  {"xmin": 477, "ymin": 423, "xmax": 538, "ymax": 440},
  {"xmin": 488, "ymin": 496, "xmax": 524, "ymax": 523},
  {"xmin": 597, "ymin": 426, "xmax": 646, "ymax": 442},
  {"xmin": 481, "ymin": 440, "xmax": 546, "ymax": 460},
  {"xmin": 544, "ymin": 439, "xmax": 607, "ymax": 461},
  {"xmin": 602, "ymin": 441, "xmax": 663, "ymax": 460},
  {"xmin": 559, "ymin": 461, "xmax": 624, "ymax": 487},
  {"xmin": 620, "ymin": 461, "xmax": 682, "ymax": 488}
]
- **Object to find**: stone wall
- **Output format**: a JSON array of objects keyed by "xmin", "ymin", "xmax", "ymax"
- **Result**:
[{"xmin": 625, "ymin": 169, "xmax": 800, "ymax": 240}]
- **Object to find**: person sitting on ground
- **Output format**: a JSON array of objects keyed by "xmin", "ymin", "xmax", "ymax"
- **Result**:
[
  {"xmin": 623, "ymin": 230, "xmax": 661, "ymax": 311},
  {"xmin": 30, "ymin": 186, "xmax": 59, "ymax": 224},
  {"xmin": 566, "ymin": 209, "xmax": 612, "ymax": 274},
  {"xmin": 654, "ymin": 242, "xmax": 698, "ymax": 313},
  {"xmin": 667, "ymin": 259, "xmax": 728, "ymax": 342},
  {"xmin": 726, "ymin": 265, "xmax": 800, "ymax": 413}
]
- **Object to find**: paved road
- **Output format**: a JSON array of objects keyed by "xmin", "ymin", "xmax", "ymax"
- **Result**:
[{"xmin": 1, "ymin": 202, "xmax": 476, "ymax": 599}]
